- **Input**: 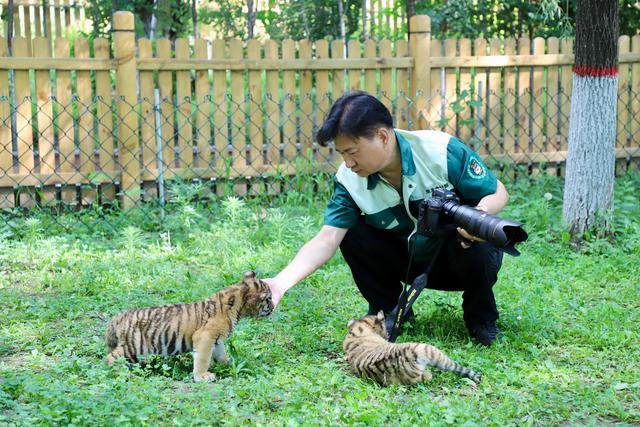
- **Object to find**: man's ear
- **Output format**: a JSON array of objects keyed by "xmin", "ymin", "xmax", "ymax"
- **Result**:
[
  {"xmin": 378, "ymin": 126, "xmax": 392, "ymax": 144},
  {"xmin": 377, "ymin": 310, "xmax": 385, "ymax": 321},
  {"xmin": 347, "ymin": 319, "xmax": 355, "ymax": 328}
]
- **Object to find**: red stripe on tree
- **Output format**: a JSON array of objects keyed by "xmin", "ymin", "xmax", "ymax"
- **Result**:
[{"xmin": 572, "ymin": 65, "xmax": 619, "ymax": 77}]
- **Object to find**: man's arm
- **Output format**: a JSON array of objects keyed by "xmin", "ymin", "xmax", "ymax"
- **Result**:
[
  {"xmin": 475, "ymin": 179, "xmax": 509, "ymax": 215},
  {"xmin": 265, "ymin": 225, "xmax": 348, "ymax": 308}
]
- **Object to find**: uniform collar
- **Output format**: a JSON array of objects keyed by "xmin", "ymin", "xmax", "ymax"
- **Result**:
[{"xmin": 366, "ymin": 130, "xmax": 416, "ymax": 190}]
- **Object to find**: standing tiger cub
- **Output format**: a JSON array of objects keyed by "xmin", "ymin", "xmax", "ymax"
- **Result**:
[
  {"xmin": 105, "ymin": 271, "xmax": 273, "ymax": 382},
  {"xmin": 343, "ymin": 311, "xmax": 481, "ymax": 385}
]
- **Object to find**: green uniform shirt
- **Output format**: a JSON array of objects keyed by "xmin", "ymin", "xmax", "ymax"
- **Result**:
[{"xmin": 323, "ymin": 129, "xmax": 498, "ymax": 263}]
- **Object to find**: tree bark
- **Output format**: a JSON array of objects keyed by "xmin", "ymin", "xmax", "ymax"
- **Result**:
[
  {"xmin": 362, "ymin": 0, "xmax": 368, "ymax": 40},
  {"xmin": 338, "ymin": 0, "xmax": 347, "ymax": 47},
  {"xmin": 405, "ymin": 0, "xmax": 415, "ymax": 33},
  {"xmin": 7, "ymin": 0, "xmax": 14, "ymax": 50},
  {"xmin": 247, "ymin": 0, "xmax": 256, "ymax": 39},
  {"xmin": 192, "ymin": 0, "xmax": 198, "ymax": 39},
  {"xmin": 150, "ymin": 0, "xmax": 159, "ymax": 40},
  {"xmin": 562, "ymin": 0, "xmax": 618, "ymax": 237}
]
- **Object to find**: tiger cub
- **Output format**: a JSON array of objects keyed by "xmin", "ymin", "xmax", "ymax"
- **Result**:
[
  {"xmin": 105, "ymin": 271, "xmax": 273, "ymax": 382},
  {"xmin": 343, "ymin": 311, "xmax": 481, "ymax": 385}
]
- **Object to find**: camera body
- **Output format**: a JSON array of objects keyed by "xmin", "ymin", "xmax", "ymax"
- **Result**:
[
  {"xmin": 417, "ymin": 188, "xmax": 528, "ymax": 256},
  {"xmin": 417, "ymin": 188, "xmax": 460, "ymax": 237}
]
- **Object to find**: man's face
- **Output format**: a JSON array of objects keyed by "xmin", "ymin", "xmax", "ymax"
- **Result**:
[{"xmin": 334, "ymin": 129, "xmax": 390, "ymax": 177}]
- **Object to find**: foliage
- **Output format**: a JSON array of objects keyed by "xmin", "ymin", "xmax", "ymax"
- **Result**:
[
  {"xmin": 418, "ymin": 0, "xmax": 571, "ymax": 39},
  {"xmin": 75, "ymin": 0, "xmax": 640, "ymax": 40},
  {"xmin": 419, "ymin": 0, "xmax": 640, "ymax": 39},
  {"xmin": 1, "ymin": 174, "xmax": 639, "ymax": 424},
  {"xmin": 620, "ymin": 0, "xmax": 640, "ymax": 37},
  {"xmin": 199, "ymin": 0, "xmax": 362, "ymax": 40},
  {"xmin": 85, "ymin": 0, "xmax": 192, "ymax": 39}
]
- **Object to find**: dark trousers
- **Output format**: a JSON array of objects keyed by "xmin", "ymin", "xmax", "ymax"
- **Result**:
[{"xmin": 339, "ymin": 219, "xmax": 503, "ymax": 326}]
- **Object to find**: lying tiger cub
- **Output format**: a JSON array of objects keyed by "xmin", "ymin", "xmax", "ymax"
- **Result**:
[
  {"xmin": 343, "ymin": 311, "xmax": 481, "ymax": 385},
  {"xmin": 105, "ymin": 271, "xmax": 273, "ymax": 382}
]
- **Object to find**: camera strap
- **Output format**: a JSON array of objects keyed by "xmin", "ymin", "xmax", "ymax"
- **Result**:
[{"xmin": 386, "ymin": 238, "xmax": 444, "ymax": 342}]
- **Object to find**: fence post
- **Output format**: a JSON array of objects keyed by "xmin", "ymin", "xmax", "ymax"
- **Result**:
[
  {"xmin": 113, "ymin": 11, "xmax": 140, "ymax": 208},
  {"xmin": 409, "ymin": 15, "xmax": 431, "ymax": 130}
]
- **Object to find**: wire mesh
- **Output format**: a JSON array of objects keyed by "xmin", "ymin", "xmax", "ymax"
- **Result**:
[{"xmin": 0, "ymin": 89, "xmax": 638, "ymax": 231}]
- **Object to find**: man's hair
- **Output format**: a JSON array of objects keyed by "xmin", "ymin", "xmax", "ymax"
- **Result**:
[{"xmin": 316, "ymin": 91, "xmax": 393, "ymax": 147}]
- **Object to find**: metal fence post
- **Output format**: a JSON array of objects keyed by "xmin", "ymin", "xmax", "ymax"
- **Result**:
[
  {"xmin": 154, "ymin": 88, "xmax": 166, "ymax": 221},
  {"xmin": 113, "ymin": 11, "xmax": 140, "ymax": 208}
]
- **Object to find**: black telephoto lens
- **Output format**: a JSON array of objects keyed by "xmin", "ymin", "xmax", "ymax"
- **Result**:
[{"xmin": 444, "ymin": 202, "xmax": 528, "ymax": 256}]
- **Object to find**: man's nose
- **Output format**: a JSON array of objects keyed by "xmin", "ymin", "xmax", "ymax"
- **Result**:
[{"xmin": 344, "ymin": 157, "xmax": 355, "ymax": 168}]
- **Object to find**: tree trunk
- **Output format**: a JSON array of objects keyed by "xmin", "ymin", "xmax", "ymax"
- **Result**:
[
  {"xmin": 192, "ymin": 0, "xmax": 198, "ymax": 39},
  {"xmin": 362, "ymin": 0, "xmax": 368, "ymax": 40},
  {"xmin": 150, "ymin": 0, "xmax": 159, "ymax": 40},
  {"xmin": 7, "ymin": 0, "xmax": 14, "ymax": 49},
  {"xmin": 300, "ymin": 1, "xmax": 310, "ymax": 39},
  {"xmin": 247, "ymin": 0, "xmax": 256, "ymax": 39},
  {"xmin": 405, "ymin": 0, "xmax": 415, "ymax": 33},
  {"xmin": 517, "ymin": 6, "xmax": 524, "ymax": 38},
  {"xmin": 338, "ymin": 0, "xmax": 347, "ymax": 49},
  {"xmin": 562, "ymin": 0, "xmax": 618, "ymax": 238}
]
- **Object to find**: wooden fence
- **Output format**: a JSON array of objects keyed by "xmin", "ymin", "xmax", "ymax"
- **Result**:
[
  {"xmin": 1, "ymin": 0, "xmax": 405, "ymax": 41},
  {"xmin": 0, "ymin": 0, "xmax": 90, "ymax": 44},
  {"xmin": 0, "ymin": 13, "xmax": 639, "ymax": 210}
]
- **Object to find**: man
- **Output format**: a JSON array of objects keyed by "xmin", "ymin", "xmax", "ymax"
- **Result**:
[{"xmin": 265, "ymin": 91, "xmax": 509, "ymax": 345}]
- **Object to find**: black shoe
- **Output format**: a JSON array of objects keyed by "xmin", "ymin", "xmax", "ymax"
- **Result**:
[{"xmin": 467, "ymin": 321, "xmax": 501, "ymax": 346}]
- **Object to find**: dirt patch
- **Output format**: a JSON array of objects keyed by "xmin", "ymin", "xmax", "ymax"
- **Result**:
[
  {"xmin": 0, "ymin": 352, "xmax": 32, "ymax": 368},
  {"xmin": 0, "ymin": 351, "xmax": 57, "ymax": 369}
]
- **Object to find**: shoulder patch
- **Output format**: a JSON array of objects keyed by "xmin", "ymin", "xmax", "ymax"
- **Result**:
[{"xmin": 467, "ymin": 158, "xmax": 487, "ymax": 179}]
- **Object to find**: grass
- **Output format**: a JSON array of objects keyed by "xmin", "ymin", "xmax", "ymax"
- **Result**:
[{"xmin": 1, "ymin": 174, "xmax": 639, "ymax": 426}]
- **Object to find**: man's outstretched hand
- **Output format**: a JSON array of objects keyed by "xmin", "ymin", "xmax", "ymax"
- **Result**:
[{"xmin": 263, "ymin": 278, "xmax": 285, "ymax": 309}]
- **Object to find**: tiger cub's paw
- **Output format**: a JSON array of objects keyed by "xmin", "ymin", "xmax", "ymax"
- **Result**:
[{"xmin": 194, "ymin": 371, "xmax": 217, "ymax": 382}]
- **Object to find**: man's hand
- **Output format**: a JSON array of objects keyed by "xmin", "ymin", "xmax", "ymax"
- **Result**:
[
  {"xmin": 263, "ymin": 278, "xmax": 285, "ymax": 309},
  {"xmin": 261, "ymin": 226, "xmax": 347, "ymax": 310},
  {"xmin": 456, "ymin": 205, "xmax": 487, "ymax": 249}
]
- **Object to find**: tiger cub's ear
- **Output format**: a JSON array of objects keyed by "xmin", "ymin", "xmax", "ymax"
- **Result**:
[
  {"xmin": 376, "ymin": 310, "xmax": 385, "ymax": 321},
  {"xmin": 244, "ymin": 270, "xmax": 256, "ymax": 279},
  {"xmin": 347, "ymin": 319, "xmax": 355, "ymax": 328}
]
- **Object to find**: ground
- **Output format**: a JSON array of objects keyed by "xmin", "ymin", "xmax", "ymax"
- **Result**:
[{"xmin": 1, "ymin": 174, "xmax": 639, "ymax": 425}]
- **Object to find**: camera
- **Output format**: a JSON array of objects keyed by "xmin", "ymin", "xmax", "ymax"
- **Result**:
[{"xmin": 417, "ymin": 188, "xmax": 528, "ymax": 256}]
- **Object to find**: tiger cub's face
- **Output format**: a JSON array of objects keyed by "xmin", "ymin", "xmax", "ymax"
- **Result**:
[
  {"xmin": 347, "ymin": 311, "xmax": 388, "ymax": 339},
  {"xmin": 240, "ymin": 271, "xmax": 274, "ymax": 318}
]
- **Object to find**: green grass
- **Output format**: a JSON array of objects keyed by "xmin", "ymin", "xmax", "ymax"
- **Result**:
[{"xmin": 1, "ymin": 174, "xmax": 639, "ymax": 426}]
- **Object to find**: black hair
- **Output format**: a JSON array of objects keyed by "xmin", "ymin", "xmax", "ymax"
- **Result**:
[{"xmin": 316, "ymin": 91, "xmax": 393, "ymax": 147}]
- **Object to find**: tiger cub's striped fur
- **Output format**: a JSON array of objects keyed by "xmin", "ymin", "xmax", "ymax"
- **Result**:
[
  {"xmin": 105, "ymin": 271, "xmax": 273, "ymax": 382},
  {"xmin": 343, "ymin": 311, "xmax": 481, "ymax": 385}
]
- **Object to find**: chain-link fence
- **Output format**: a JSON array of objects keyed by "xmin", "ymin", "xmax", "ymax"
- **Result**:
[{"xmin": 1, "ymin": 89, "xmax": 639, "ymax": 232}]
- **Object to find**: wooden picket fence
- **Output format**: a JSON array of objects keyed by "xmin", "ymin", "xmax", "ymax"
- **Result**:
[
  {"xmin": 0, "ymin": 0, "xmax": 90, "ymax": 44},
  {"xmin": 0, "ymin": 13, "xmax": 639, "ymax": 210},
  {"xmin": 1, "ymin": 0, "xmax": 406, "ymax": 42}
]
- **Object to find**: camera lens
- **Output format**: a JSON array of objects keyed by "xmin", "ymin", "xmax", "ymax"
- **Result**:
[{"xmin": 445, "ymin": 203, "xmax": 528, "ymax": 256}]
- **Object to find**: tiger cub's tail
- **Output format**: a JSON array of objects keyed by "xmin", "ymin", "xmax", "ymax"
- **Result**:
[{"xmin": 420, "ymin": 344, "xmax": 482, "ymax": 383}]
